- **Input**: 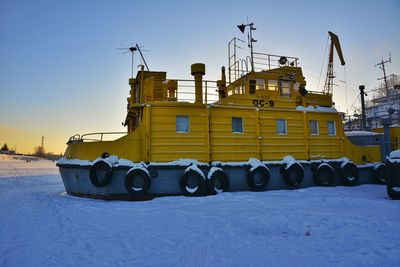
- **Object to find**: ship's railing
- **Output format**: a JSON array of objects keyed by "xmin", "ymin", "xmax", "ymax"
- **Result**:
[
  {"xmin": 228, "ymin": 53, "xmax": 299, "ymax": 84},
  {"xmin": 67, "ymin": 132, "xmax": 126, "ymax": 143},
  {"xmin": 228, "ymin": 37, "xmax": 299, "ymax": 84},
  {"xmin": 253, "ymin": 52, "xmax": 298, "ymax": 70},
  {"xmin": 172, "ymin": 79, "xmax": 219, "ymax": 104}
]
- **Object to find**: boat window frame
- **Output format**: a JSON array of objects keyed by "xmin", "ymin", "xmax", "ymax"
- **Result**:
[
  {"xmin": 293, "ymin": 82, "xmax": 300, "ymax": 92},
  {"xmin": 327, "ymin": 121, "xmax": 336, "ymax": 136},
  {"xmin": 232, "ymin": 117, "xmax": 244, "ymax": 134},
  {"xmin": 176, "ymin": 115, "xmax": 190, "ymax": 133},
  {"xmin": 255, "ymin": 79, "xmax": 266, "ymax": 91},
  {"xmin": 276, "ymin": 119, "xmax": 287, "ymax": 135},
  {"xmin": 309, "ymin": 120, "xmax": 319, "ymax": 135},
  {"xmin": 267, "ymin": 80, "xmax": 278, "ymax": 92},
  {"xmin": 280, "ymin": 80, "xmax": 291, "ymax": 97}
]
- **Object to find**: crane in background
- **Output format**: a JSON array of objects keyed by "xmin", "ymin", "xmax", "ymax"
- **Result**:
[{"xmin": 323, "ymin": 31, "xmax": 345, "ymax": 95}]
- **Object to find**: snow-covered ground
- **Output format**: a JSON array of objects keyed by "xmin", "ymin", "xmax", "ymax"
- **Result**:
[
  {"xmin": 0, "ymin": 156, "xmax": 399, "ymax": 267},
  {"xmin": 0, "ymin": 154, "xmax": 59, "ymax": 177}
]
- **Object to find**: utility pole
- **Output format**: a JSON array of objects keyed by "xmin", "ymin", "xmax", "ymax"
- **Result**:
[
  {"xmin": 375, "ymin": 54, "xmax": 392, "ymax": 96},
  {"xmin": 359, "ymin": 85, "xmax": 367, "ymax": 130}
]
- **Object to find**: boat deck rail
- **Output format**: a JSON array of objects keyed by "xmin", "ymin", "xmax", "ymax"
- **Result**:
[
  {"xmin": 173, "ymin": 79, "xmax": 219, "ymax": 104},
  {"xmin": 67, "ymin": 132, "xmax": 127, "ymax": 144},
  {"xmin": 228, "ymin": 37, "xmax": 299, "ymax": 84}
]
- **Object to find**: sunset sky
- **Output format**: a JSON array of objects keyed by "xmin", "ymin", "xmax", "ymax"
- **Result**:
[{"xmin": 1, "ymin": 0, "xmax": 399, "ymax": 155}]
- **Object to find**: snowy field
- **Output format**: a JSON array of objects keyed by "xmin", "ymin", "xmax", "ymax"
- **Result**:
[{"xmin": 0, "ymin": 156, "xmax": 399, "ymax": 267}]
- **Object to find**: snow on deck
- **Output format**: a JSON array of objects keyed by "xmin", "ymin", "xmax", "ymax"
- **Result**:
[
  {"xmin": 0, "ymin": 158, "xmax": 399, "ymax": 266},
  {"xmin": 345, "ymin": 131, "xmax": 381, "ymax": 137},
  {"xmin": 390, "ymin": 149, "xmax": 400, "ymax": 159}
]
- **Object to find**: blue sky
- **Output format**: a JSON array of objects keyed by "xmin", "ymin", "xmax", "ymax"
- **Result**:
[{"xmin": 1, "ymin": 0, "xmax": 399, "ymax": 153}]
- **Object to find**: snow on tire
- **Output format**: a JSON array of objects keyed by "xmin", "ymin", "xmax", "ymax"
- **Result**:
[
  {"xmin": 125, "ymin": 168, "xmax": 151, "ymax": 194},
  {"xmin": 340, "ymin": 162, "xmax": 359, "ymax": 186},
  {"xmin": 247, "ymin": 166, "xmax": 270, "ymax": 191},
  {"xmin": 180, "ymin": 167, "xmax": 206, "ymax": 196},
  {"xmin": 283, "ymin": 163, "xmax": 304, "ymax": 187},
  {"xmin": 207, "ymin": 167, "xmax": 229, "ymax": 194},
  {"xmin": 314, "ymin": 163, "xmax": 335, "ymax": 186}
]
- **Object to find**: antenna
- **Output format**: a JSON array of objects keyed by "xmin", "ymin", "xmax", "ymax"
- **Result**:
[
  {"xmin": 117, "ymin": 43, "xmax": 150, "ymax": 78},
  {"xmin": 136, "ymin": 43, "xmax": 150, "ymax": 71},
  {"xmin": 236, "ymin": 22, "xmax": 257, "ymax": 72}
]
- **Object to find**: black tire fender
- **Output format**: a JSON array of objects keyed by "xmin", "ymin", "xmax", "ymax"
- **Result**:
[
  {"xmin": 373, "ymin": 163, "xmax": 386, "ymax": 185},
  {"xmin": 314, "ymin": 163, "xmax": 335, "ymax": 186},
  {"xmin": 386, "ymin": 162, "xmax": 400, "ymax": 200},
  {"xmin": 89, "ymin": 160, "xmax": 113, "ymax": 187},
  {"xmin": 247, "ymin": 166, "xmax": 270, "ymax": 191},
  {"xmin": 283, "ymin": 163, "xmax": 304, "ymax": 187},
  {"xmin": 340, "ymin": 162, "xmax": 359, "ymax": 186},
  {"xmin": 180, "ymin": 168, "xmax": 207, "ymax": 196},
  {"xmin": 207, "ymin": 168, "xmax": 229, "ymax": 194},
  {"xmin": 125, "ymin": 168, "xmax": 151, "ymax": 194}
]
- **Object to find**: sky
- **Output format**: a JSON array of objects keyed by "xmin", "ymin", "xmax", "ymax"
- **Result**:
[{"xmin": 0, "ymin": 0, "xmax": 399, "ymax": 154}]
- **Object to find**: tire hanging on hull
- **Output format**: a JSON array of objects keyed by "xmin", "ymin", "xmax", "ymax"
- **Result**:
[
  {"xmin": 386, "ymin": 162, "xmax": 400, "ymax": 200},
  {"xmin": 125, "ymin": 168, "xmax": 152, "ymax": 194},
  {"xmin": 373, "ymin": 163, "xmax": 386, "ymax": 185},
  {"xmin": 340, "ymin": 162, "xmax": 359, "ymax": 186},
  {"xmin": 89, "ymin": 160, "xmax": 113, "ymax": 187},
  {"xmin": 283, "ymin": 163, "xmax": 304, "ymax": 187},
  {"xmin": 180, "ymin": 168, "xmax": 207, "ymax": 196},
  {"xmin": 247, "ymin": 166, "xmax": 270, "ymax": 191},
  {"xmin": 314, "ymin": 163, "xmax": 335, "ymax": 186},
  {"xmin": 207, "ymin": 168, "xmax": 230, "ymax": 194}
]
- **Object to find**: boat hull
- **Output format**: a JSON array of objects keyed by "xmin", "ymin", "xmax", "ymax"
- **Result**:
[{"xmin": 57, "ymin": 159, "xmax": 384, "ymax": 200}]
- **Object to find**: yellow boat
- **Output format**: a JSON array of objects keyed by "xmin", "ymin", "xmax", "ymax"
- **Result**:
[{"xmin": 57, "ymin": 25, "xmax": 395, "ymax": 200}]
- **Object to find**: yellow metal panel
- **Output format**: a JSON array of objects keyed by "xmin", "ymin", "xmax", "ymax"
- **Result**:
[
  {"xmin": 259, "ymin": 110, "xmax": 307, "ymax": 160},
  {"xmin": 343, "ymin": 138, "xmax": 381, "ymax": 164},
  {"xmin": 306, "ymin": 112, "xmax": 342, "ymax": 160},
  {"xmin": 372, "ymin": 127, "xmax": 400, "ymax": 150},
  {"xmin": 64, "ymin": 128, "xmax": 143, "ymax": 162},
  {"xmin": 150, "ymin": 106, "xmax": 208, "ymax": 162},
  {"xmin": 210, "ymin": 107, "xmax": 258, "ymax": 161}
]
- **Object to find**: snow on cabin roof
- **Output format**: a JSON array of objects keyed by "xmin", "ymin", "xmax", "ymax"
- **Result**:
[
  {"xmin": 296, "ymin": 105, "xmax": 337, "ymax": 113},
  {"xmin": 390, "ymin": 149, "xmax": 400, "ymax": 159},
  {"xmin": 344, "ymin": 131, "xmax": 381, "ymax": 137}
]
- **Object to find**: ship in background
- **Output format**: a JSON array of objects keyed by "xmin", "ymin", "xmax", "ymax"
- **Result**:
[{"xmin": 344, "ymin": 57, "xmax": 399, "ymax": 151}]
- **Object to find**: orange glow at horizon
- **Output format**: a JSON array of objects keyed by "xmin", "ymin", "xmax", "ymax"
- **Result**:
[{"xmin": 0, "ymin": 124, "xmax": 66, "ymax": 155}]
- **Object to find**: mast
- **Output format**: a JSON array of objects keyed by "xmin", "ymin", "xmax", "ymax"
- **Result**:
[{"xmin": 237, "ymin": 22, "xmax": 257, "ymax": 72}]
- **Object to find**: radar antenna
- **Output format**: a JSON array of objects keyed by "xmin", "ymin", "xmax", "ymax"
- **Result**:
[{"xmin": 117, "ymin": 43, "xmax": 150, "ymax": 77}]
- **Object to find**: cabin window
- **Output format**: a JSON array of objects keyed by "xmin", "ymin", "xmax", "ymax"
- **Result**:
[
  {"xmin": 256, "ymin": 79, "xmax": 265, "ymax": 90},
  {"xmin": 309, "ymin": 120, "xmax": 319, "ymax": 135},
  {"xmin": 327, "ymin": 121, "xmax": 336, "ymax": 135},
  {"xmin": 176, "ymin": 115, "xmax": 189, "ymax": 133},
  {"xmin": 232, "ymin": 117, "xmax": 243, "ymax": 134},
  {"xmin": 249, "ymin": 80, "xmax": 256, "ymax": 94},
  {"xmin": 268, "ymin": 80, "xmax": 278, "ymax": 91},
  {"xmin": 280, "ymin": 80, "xmax": 290, "ymax": 96},
  {"xmin": 293, "ymin": 82, "xmax": 300, "ymax": 92},
  {"xmin": 234, "ymin": 86, "xmax": 242, "ymax": 94},
  {"xmin": 276, "ymin": 119, "xmax": 287, "ymax": 134}
]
